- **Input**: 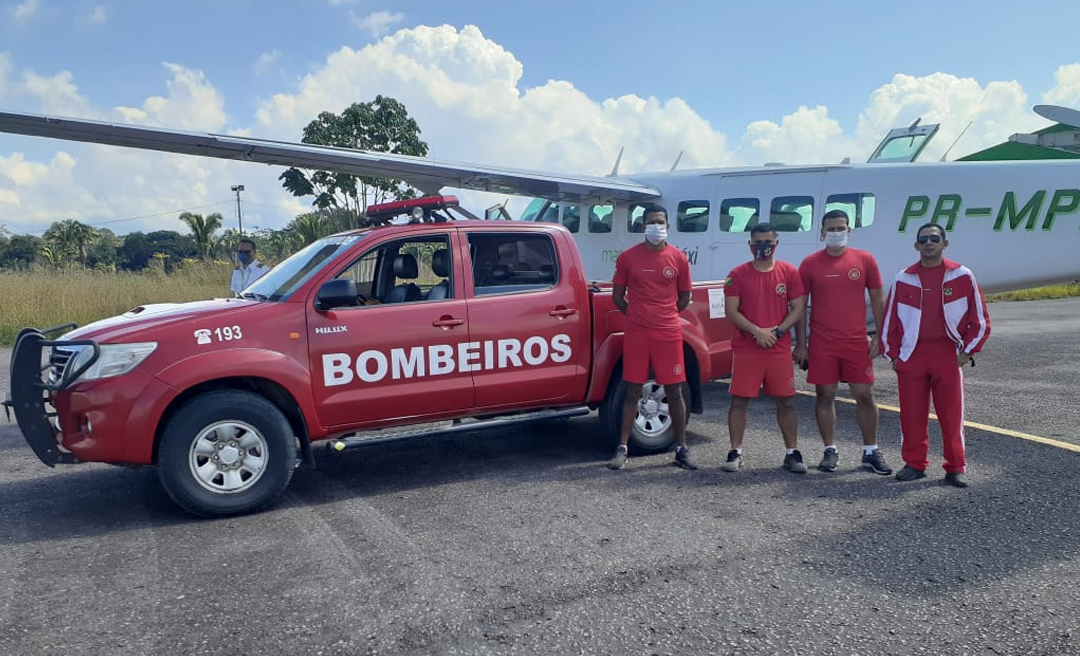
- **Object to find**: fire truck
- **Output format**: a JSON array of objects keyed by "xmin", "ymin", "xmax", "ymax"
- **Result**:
[{"xmin": 6, "ymin": 197, "xmax": 734, "ymax": 516}]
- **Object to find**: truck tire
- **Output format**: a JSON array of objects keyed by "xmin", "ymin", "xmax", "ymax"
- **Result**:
[
  {"xmin": 157, "ymin": 390, "xmax": 297, "ymax": 517},
  {"xmin": 600, "ymin": 378, "xmax": 690, "ymax": 455}
]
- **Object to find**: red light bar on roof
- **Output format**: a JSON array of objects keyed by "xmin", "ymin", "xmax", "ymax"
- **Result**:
[{"xmin": 365, "ymin": 195, "xmax": 460, "ymax": 219}]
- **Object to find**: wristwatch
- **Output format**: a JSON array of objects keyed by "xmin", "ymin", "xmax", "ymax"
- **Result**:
[{"xmin": 773, "ymin": 327, "xmax": 786, "ymax": 338}]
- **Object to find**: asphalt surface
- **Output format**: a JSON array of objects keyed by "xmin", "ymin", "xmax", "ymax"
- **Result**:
[{"xmin": 2, "ymin": 298, "xmax": 1079, "ymax": 656}]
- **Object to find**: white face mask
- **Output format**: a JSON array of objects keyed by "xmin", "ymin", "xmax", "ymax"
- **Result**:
[
  {"xmin": 644, "ymin": 224, "xmax": 668, "ymax": 245},
  {"xmin": 824, "ymin": 231, "xmax": 849, "ymax": 248}
]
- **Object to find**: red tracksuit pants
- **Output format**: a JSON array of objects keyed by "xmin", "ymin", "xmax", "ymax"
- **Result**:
[{"xmin": 896, "ymin": 340, "xmax": 966, "ymax": 473}]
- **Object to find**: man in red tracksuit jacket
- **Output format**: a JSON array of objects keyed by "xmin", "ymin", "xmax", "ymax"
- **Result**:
[{"xmin": 881, "ymin": 223, "xmax": 991, "ymax": 487}]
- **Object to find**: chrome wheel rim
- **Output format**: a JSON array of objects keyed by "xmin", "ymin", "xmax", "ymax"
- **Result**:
[
  {"xmin": 188, "ymin": 420, "xmax": 268, "ymax": 494},
  {"xmin": 633, "ymin": 382, "xmax": 674, "ymax": 447}
]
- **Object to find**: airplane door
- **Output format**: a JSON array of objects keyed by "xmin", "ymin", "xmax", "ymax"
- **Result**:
[{"xmin": 711, "ymin": 170, "xmax": 826, "ymax": 279}]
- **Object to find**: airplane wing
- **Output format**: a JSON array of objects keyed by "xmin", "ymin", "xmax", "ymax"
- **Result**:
[{"xmin": 0, "ymin": 110, "xmax": 661, "ymax": 204}]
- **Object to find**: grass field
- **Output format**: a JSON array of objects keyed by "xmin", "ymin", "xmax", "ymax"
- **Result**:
[
  {"xmin": 0, "ymin": 263, "xmax": 235, "ymax": 346},
  {"xmin": 986, "ymin": 282, "xmax": 1080, "ymax": 302},
  {"xmin": 0, "ymin": 267, "xmax": 1077, "ymax": 346}
]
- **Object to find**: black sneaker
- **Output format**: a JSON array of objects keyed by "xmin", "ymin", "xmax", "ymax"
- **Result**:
[
  {"xmin": 818, "ymin": 448, "xmax": 839, "ymax": 472},
  {"xmin": 944, "ymin": 472, "xmax": 969, "ymax": 488},
  {"xmin": 674, "ymin": 446, "xmax": 698, "ymax": 470},
  {"xmin": 783, "ymin": 450, "xmax": 808, "ymax": 474},
  {"xmin": 607, "ymin": 447, "xmax": 628, "ymax": 470},
  {"xmin": 862, "ymin": 448, "xmax": 893, "ymax": 475},
  {"xmin": 720, "ymin": 449, "xmax": 742, "ymax": 472},
  {"xmin": 895, "ymin": 465, "xmax": 926, "ymax": 482}
]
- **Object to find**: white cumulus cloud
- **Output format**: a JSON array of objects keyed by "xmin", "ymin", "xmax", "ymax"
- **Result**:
[
  {"xmin": 350, "ymin": 10, "xmax": 406, "ymax": 38},
  {"xmin": 3, "ymin": 24, "xmax": 1080, "ymax": 237},
  {"xmin": 253, "ymin": 50, "xmax": 281, "ymax": 76},
  {"xmin": 1042, "ymin": 63, "xmax": 1080, "ymax": 113},
  {"xmin": 114, "ymin": 62, "xmax": 227, "ymax": 130}
]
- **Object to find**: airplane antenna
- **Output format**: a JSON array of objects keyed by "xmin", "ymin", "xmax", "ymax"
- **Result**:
[
  {"xmin": 908, "ymin": 117, "xmax": 921, "ymax": 130},
  {"xmin": 940, "ymin": 121, "xmax": 973, "ymax": 162},
  {"xmin": 670, "ymin": 151, "xmax": 683, "ymax": 171},
  {"xmin": 608, "ymin": 147, "xmax": 624, "ymax": 177}
]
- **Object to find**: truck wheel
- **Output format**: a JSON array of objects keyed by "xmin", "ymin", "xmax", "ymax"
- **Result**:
[
  {"xmin": 600, "ymin": 378, "xmax": 690, "ymax": 455},
  {"xmin": 157, "ymin": 390, "xmax": 297, "ymax": 517}
]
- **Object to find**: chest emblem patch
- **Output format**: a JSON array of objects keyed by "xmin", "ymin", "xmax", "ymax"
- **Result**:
[
  {"xmin": 776, "ymin": 283, "xmax": 787, "ymax": 296},
  {"xmin": 848, "ymin": 268, "xmax": 861, "ymax": 280},
  {"xmin": 663, "ymin": 267, "xmax": 675, "ymax": 278}
]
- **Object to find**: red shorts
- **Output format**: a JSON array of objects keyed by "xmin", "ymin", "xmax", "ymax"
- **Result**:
[
  {"xmin": 623, "ymin": 330, "xmax": 685, "ymax": 385},
  {"xmin": 730, "ymin": 349, "xmax": 794, "ymax": 398},
  {"xmin": 807, "ymin": 339, "xmax": 874, "ymax": 386}
]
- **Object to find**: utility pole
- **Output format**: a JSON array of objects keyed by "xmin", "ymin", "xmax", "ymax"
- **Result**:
[{"xmin": 230, "ymin": 184, "xmax": 245, "ymax": 235}]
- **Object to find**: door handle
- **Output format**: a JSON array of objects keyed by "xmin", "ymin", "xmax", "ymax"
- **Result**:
[
  {"xmin": 549, "ymin": 308, "xmax": 577, "ymax": 318},
  {"xmin": 432, "ymin": 317, "xmax": 465, "ymax": 328}
]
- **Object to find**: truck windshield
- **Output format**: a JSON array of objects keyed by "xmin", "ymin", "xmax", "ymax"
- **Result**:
[{"xmin": 246, "ymin": 234, "xmax": 366, "ymax": 301}]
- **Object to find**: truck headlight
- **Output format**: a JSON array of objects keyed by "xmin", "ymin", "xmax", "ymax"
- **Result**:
[{"xmin": 67, "ymin": 342, "xmax": 158, "ymax": 381}]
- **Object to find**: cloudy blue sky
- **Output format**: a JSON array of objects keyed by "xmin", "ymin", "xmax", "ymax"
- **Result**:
[{"xmin": 2, "ymin": 0, "xmax": 1080, "ymax": 236}]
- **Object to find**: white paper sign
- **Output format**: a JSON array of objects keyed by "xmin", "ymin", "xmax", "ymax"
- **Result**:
[{"xmin": 708, "ymin": 288, "xmax": 725, "ymax": 319}]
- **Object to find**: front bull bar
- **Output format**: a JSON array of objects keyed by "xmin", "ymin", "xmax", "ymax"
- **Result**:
[{"xmin": 3, "ymin": 324, "xmax": 99, "ymax": 466}]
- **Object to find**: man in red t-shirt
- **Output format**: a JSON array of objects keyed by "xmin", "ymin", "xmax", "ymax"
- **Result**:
[
  {"xmin": 607, "ymin": 204, "xmax": 695, "ymax": 471},
  {"xmin": 793, "ymin": 209, "xmax": 892, "ymax": 476},
  {"xmin": 721, "ymin": 223, "xmax": 807, "ymax": 473},
  {"xmin": 881, "ymin": 223, "xmax": 991, "ymax": 488}
]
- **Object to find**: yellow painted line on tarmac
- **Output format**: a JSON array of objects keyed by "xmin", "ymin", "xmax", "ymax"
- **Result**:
[{"xmin": 794, "ymin": 390, "xmax": 1080, "ymax": 453}]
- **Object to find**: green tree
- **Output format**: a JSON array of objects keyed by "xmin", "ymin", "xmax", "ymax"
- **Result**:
[
  {"xmin": 279, "ymin": 95, "xmax": 429, "ymax": 226},
  {"xmin": 179, "ymin": 212, "xmax": 224, "ymax": 260},
  {"xmin": 120, "ymin": 232, "xmax": 154, "ymax": 270},
  {"xmin": 251, "ymin": 227, "xmax": 298, "ymax": 262},
  {"xmin": 43, "ymin": 219, "xmax": 97, "ymax": 266},
  {"xmin": 145, "ymin": 230, "xmax": 198, "ymax": 272},
  {"xmin": 87, "ymin": 228, "xmax": 121, "ymax": 270},
  {"xmin": 1, "ymin": 234, "xmax": 44, "ymax": 269}
]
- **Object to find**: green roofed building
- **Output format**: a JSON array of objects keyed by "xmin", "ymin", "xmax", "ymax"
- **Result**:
[{"xmin": 959, "ymin": 123, "xmax": 1080, "ymax": 161}]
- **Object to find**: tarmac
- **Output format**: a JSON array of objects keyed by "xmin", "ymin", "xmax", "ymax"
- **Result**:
[{"xmin": 1, "ymin": 297, "xmax": 1078, "ymax": 655}]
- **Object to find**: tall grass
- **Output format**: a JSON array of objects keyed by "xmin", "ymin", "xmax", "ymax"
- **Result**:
[
  {"xmin": 987, "ymin": 282, "xmax": 1080, "ymax": 302},
  {"xmin": 0, "ymin": 262, "xmax": 235, "ymax": 345}
]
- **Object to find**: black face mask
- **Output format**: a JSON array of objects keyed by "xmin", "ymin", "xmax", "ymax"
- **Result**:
[{"xmin": 750, "ymin": 243, "xmax": 775, "ymax": 259}]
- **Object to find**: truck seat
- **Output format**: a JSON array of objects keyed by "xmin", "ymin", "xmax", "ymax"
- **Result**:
[
  {"xmin": 384, "ymin": 253, "xmax": 422, "ymax": 303},
  {"xmin": 426, "ymin": 249, "xmax": 451, "ymax": 300}
]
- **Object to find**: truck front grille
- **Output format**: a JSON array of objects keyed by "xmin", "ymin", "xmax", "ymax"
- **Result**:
[{"xmin": 47, "ymin": 347, "xmax": 76, "ymax": 386}]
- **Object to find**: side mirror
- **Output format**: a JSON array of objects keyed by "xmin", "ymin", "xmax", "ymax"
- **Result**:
[{"xmin": 315, "ymin": 279, "xmax": 360, "ymax": 311}]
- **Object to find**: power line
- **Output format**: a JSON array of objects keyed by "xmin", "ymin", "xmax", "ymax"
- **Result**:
[{"xmin": 86, "ymin": 201, "xmax": 232, "ymax": 227}]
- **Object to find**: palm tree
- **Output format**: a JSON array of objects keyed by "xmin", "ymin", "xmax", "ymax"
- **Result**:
[
  {"xmin": 43, "ymin": 219, "xmax": 96, "ymax": 266},
  {"xmin": 179, "ymin": 212, "xmax": 224, "ymax": 260},
  {"xmin": 289, "ymin": 213, "xmax": 329, "ymax": 246},
  {"xmin": 39, "ymin": 244, "xmax": 64, "ymax": 269}
]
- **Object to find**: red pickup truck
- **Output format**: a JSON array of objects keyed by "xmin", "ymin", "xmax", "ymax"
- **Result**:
[{"xmin": 7, "ymin": 218, "xmax": 733, "ymax": 516}]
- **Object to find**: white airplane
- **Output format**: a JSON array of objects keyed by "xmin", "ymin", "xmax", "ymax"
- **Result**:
[{"xmin": 2, "ymin": 106, "xmax": 1079, "ymax": 293}]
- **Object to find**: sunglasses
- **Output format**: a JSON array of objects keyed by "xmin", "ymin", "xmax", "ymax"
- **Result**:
[
  {"xmin": 916, "ymin": 235, "xmax": 942, "ymax": 244},
  {"xmin": 751, "ymin": 241, "xmax": 776, "ymax": 246}
]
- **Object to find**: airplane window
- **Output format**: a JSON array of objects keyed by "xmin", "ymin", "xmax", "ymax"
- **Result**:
[
  {"xmin": 719, "ymin": 198, "xmax": 760, "ymax": 232},
  {"xmin": 770, "ymin": 196, "xmax": 813, "ymax": 232},
  {"xmin": 874, "ymin": 135, "xmax": 931, "ymax": 163},
  {"xmin": 627, "ymin": 204, "xmax": 646, "ymax": 233},
  {"xmin": 676, "ymin": 200, "xmax": 710, "ymax": 233},
  {"xmin": 562, "ymin": 204, "xmax": 581, "ymax": 233},
  {"xmin": 589, "ymin": 203, "xmax": 613, "ymax": 233},
  {"xmin": 521, "ymin": 198, "xmax": 549, "ymax": 222},
  {"xmin": 826, "ymin": 193, "xmax": 876, "ymax": 228}
]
